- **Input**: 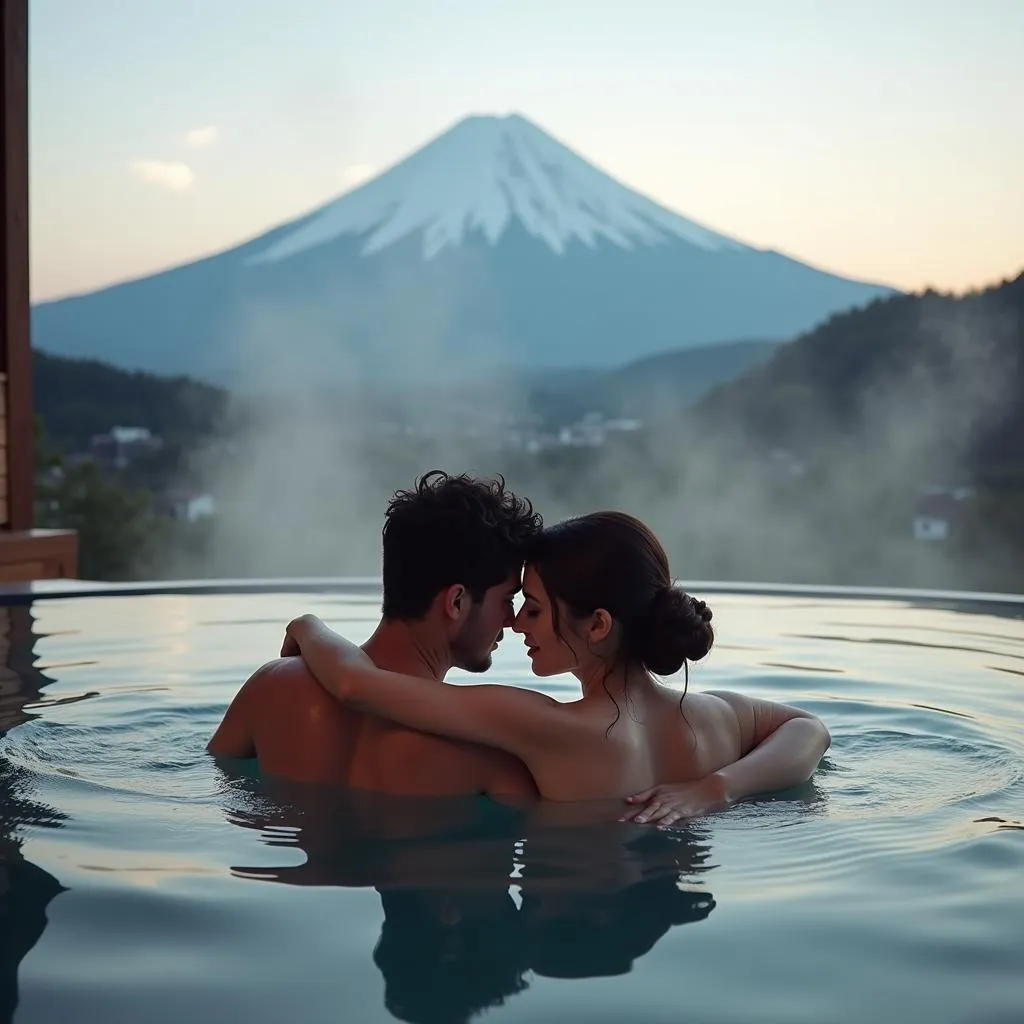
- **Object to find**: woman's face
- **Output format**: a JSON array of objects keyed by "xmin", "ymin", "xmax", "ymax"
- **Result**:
[{"xmin": 513, "ymin": 565, "xmax": 584, "ymax": 676}]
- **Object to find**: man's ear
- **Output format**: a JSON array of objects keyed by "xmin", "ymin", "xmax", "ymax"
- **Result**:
[
  {"xmin": 441, "ymin": 584, "xmax": 470, "ymax": 623},
  {"xmin": 587, "ymin": 608, "xmax": 614, "ymax": 644}
]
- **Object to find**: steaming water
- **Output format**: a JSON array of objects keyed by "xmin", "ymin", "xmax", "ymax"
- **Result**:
[{"xmin": 1, "ymin": 590, "xmax": 1022, "ymax": 1024}]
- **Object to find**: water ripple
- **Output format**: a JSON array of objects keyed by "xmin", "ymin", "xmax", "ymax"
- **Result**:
[{"xmin": 2, "ymin": 590, "xmax": 1022, "ymax": 1024}]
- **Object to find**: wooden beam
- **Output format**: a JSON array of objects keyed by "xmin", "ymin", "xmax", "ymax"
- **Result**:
[{"xmin": 1, "ymin": 0, "xmax": 32, "ymax": 530}]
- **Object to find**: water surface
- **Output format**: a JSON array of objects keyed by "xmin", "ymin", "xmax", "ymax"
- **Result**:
[{"xmin": 1, "ymin": 590, "xmax": 1022, "ymax": 1023}]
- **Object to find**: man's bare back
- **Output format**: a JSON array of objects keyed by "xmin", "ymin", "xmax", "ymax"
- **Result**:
[
  {"xmin": 208, "ymin": 476, "xmax": 541, "ymax": 801},
  {"xmin": 208, "ymin": 657, "xmax": 537, "ymax": 799}
]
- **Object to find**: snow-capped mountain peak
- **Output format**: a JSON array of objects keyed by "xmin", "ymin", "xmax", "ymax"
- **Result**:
[
  {"xmin": 35, "ymin": 110, "xmax": 895, "ymax": 381},
  {"xmin": 248, "ymin": 113, "xmax": 746, "ymax": 264}
]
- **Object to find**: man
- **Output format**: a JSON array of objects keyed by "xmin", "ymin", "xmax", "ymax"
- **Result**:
[{"xmin": 208, "ymin": 471, "xmax": 541, "ymax": 799}]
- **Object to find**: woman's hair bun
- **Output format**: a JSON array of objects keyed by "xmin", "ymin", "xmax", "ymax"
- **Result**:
[{"xmin": 635, "ymin": 587, "xmax": 715, "ymax": 676}]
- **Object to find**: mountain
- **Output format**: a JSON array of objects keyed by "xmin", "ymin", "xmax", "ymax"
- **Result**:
[
  {"xmin": 527, "ymin": 339, "xmax": 779, "ymax": 425},
  {"xmin": 596, "ymin": 339, "xmax": 779, "ymax": 415},
  {"xmin": 695, "ymin": 273, "xmax": 1024, "ymax": 482},
  {"xmin": 33, "ymin": 350, "xmax": 226, "ymax": 452},
  {"xmin": 32, "ymin": 113, "xmax": 895, "ymax": 385},
  {"xmin": 33, "ymin": 336, "xmax": 774, "ymax": 451}
]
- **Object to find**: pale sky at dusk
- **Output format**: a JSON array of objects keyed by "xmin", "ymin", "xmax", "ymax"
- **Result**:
[{"xmin": 29, "ymin": 0, "xmax": 1023, "ymax": 302}]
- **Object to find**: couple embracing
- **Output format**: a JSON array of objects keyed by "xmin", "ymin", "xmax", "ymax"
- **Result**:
[{"xmin": 210, "ymin": 471, "xmax": 829, "ymax": 823}]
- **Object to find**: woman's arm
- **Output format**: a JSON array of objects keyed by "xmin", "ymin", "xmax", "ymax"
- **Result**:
[
  {"xmin": 622, "ymin": 693, "xmax": 831, "ymax": 824},
  {"xmin": 282, "ymin": 615, "xmax": 566, "ymax": 760}
]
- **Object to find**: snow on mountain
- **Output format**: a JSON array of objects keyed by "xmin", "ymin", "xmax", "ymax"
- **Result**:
[
  {"xmin": 32, "ymin": 112, "xmax": 898, "ymax": 384},
  {"xmin": 248, "ymin": 113, "xmax": 745, "ymax": 264}
]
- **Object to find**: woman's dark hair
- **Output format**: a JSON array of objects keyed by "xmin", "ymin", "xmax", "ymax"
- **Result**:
[
  {"xmin": 528, "ymin": 511, "xmax": 714, "ymax": 678},
  {"xmin": 382, "ymin": 470, "xmax": 542, "ymax": 620},
  {"xmin": 529, "ymin": 872, "xmax": 715, "ymax": 980}
]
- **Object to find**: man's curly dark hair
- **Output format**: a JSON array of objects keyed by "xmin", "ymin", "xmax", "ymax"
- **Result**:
[{"xmin": 381, "ymin": 470, "xmax": 543, "ymax": 620}]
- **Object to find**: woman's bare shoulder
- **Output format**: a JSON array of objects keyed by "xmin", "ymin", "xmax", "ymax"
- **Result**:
[{"xmin": 663, "ymin": 688, "xmax": 741, "ymax": 722}]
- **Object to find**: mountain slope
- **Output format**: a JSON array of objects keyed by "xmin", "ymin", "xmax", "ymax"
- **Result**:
[
  {"xmin": 696, "ymin": 273, "xmax": 1024, "ymax": 481},
  {"xmin": 599, "ymin": 339, "xmax": 779, "ymax": 414},
  {"xmin": 526, "ymin": 340, "xmax": 779, "ymax": 425},
  {"xmin": 32, "ymin": 113, "xmax": 896, "ymax": 384},
  {"xmin": 33, "ymin": 350, "xmax": 226, "ymax": 451}
]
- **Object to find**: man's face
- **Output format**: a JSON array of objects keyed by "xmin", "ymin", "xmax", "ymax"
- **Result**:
[{"xmin": 450, "ymin": 569, "xmax": 521, "ymax": 673}]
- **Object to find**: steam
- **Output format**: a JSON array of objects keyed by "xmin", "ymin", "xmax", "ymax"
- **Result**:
[
  {"xmin": 159, "ymin": 247, "xmax": 523, "ymax": 579},
  {"xmin": 158, "ymin": 276, "xmax": 1019, "ymax": 592}
]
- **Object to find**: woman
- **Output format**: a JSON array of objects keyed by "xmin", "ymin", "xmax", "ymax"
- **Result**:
[{"xmin": 284, "ymin": 512, "xmax": 830, "ymax": 820}]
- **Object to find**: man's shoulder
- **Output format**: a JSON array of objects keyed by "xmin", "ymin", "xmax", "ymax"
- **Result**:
[
  {"xmin": 209, "ymin": 656, "xmax": 338, "ymax": 759},
  {"xmin": 255, "ymin": 657, "xmax": 358, "ymax": 715},
  {"xmin": 249, "ymin": 656, "xmax": 321, "ymax": 691}
]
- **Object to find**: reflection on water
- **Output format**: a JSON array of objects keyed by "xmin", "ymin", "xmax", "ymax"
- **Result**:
[
  {"xmin": 0, "ymin": 607, "xmax": 51, "ymax": 736},
  {"xmin": 222, "ymin": 775, "xmax": 716, "ymax": 1023},
  {"xmin": 0, "ymin": 607, "xmax": 67, "ymax": 1024},
  {"xmin": 0, "ymin": 812, "xmax": 66, "ymax": 1024},
  {"xmin": 0, "ymin": 590, "xmax": 1021, "ymax": 1024}
]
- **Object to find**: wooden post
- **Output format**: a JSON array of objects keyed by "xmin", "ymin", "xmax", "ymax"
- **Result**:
[
  {"xmin": 0, "ymin": 0, "xmax": 77, "ymax": 582},
  {"xmin": 2, "ymin": 0, "xmax": 32, "ymax": 530}
]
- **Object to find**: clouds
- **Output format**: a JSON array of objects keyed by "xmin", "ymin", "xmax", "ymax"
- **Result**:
[
  {"xmin": 184, "ymin": 125, "xmax": 219, "ymax": 149},
  {"xmin": 129, "ymin": 159, "xmax": 195, "ymax": 191},
  {"xmin": 129, "ymin": 124, "xmax": 219, "ymax": 192}
]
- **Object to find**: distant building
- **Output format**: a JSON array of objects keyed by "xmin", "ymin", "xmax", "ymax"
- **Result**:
[
  {"xmin": 89, "ymin": 426, "xmax": 161, "ymax": 469},
  {"xmin": 162, "ymin": 490, "xmax": 217, "ymax": 523},
  {"xmin": 912, "ymin": 491, "xmax": 967, "ymax": 542},
  {"xmin": 559, "ymin": 425, "xmax": 602, "ymax": 447},
  {"xmin": 556, "ymin": 412, "xmax": 645, "ymax": 448},
  {"xmin": 605, "ymin": 418, "xmax": 642, "ymax": 433},
  {"xmin": 184, "ymin": 494, "xmax": 216, "ymax": 522},
  {"xmin": 492, "ymin": 413, "xmax": 645, "ymax": 454},
  {"xmin": 922, "ymin": 483, "xmax": 976, "ymax": 501}
]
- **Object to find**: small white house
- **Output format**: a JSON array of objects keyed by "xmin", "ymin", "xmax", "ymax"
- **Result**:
[
  {"xmin": 185, "ymin": 494, "xmax": 217, "ymax": 522},
  {"xmin": 912, "ymin": 493, "xmax": 961, "ymax": 542},
  {"xmin": 913, "ymin": 514, "xmax": 950, "ymax": 542},
  {"xmin": 89, "ymin": 425, "xmax": 161, "ymax": 469}
]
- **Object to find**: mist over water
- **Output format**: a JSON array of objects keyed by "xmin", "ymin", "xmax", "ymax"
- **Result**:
[{"xmin": 161, "ymin": 280, "xmax": 1021, "ymax": 592}]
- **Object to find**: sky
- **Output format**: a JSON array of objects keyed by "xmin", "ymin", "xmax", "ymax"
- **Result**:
[{"xmin": 29, "ymin": 0, "xmax": 1024, "ymax": 302}]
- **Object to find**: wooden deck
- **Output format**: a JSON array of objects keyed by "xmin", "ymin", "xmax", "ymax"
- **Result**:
[{"xmin": 0, "ymin": 529, "xmax": 77, "ymax": 582}]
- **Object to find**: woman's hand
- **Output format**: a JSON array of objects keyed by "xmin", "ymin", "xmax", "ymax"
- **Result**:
[
  {"xmin": 620, "ymin": 773, "xmax": 732, "ymax": 826},
  {"xmin": 279, "ymin": 615, "xmax": 376, "ymax": 703},
  {"xmin": 280, "ymin": 614, "xmax": 319, "ymax": 658}
]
